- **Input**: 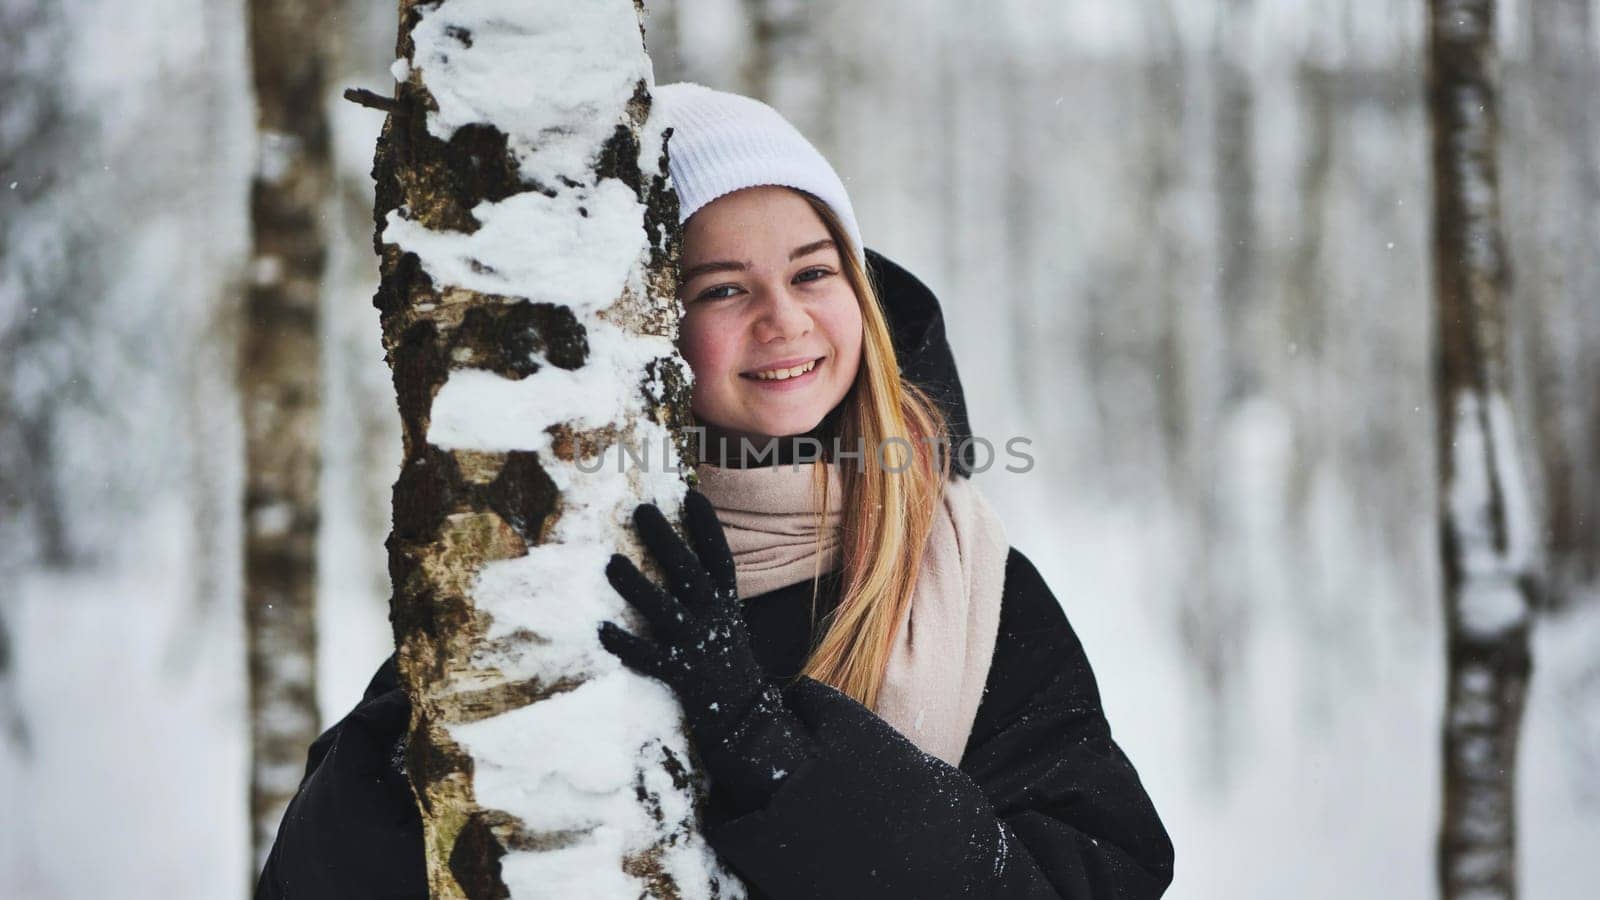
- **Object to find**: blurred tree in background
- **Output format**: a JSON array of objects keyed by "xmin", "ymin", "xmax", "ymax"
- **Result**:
[
  {"xmin": 241, "ymin": 0, "xmax": 336, "ymax": 874},
  {"xmin": 1425, "ymin": 0, "xmax": 1536, "ymax": 896}
]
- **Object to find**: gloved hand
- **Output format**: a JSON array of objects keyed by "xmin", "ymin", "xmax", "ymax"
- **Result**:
[{"xmin": 598, "ymin": 489, "xmax": 815, "ymax": 813}]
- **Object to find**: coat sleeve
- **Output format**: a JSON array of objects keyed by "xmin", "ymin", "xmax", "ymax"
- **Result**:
[
  {"xmin": 254, "ymin": 655, "xmax": 426, "ymax": 900},
  {"xmin": 701, "ymin": 548, "xmax": 1174, "ymax": 899}
]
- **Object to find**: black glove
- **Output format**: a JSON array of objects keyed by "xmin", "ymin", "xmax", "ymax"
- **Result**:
[{"xmin": 597, "ymin": 489, "xmax": 815, "ymax": 814}]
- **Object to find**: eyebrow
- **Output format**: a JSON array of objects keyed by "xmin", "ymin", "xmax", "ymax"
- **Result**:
[{"xmin": 680, "ymin": 239, "xmax": 837, "ymax": 284}]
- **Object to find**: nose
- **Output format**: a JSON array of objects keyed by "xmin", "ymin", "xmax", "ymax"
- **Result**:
[{"xmin": 750, "ymin": 284, "xmax": 811, "ymax": 344}]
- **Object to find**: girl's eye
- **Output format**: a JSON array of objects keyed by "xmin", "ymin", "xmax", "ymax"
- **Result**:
[
  {"xmin": 694, "ymin": 284, "xmax": 742, "ymax": 302},
  {"xmin": 795, "ymin": 267, "xmax": 833, "ymax": 284}
]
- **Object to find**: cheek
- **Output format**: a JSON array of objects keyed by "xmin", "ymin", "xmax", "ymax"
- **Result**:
[
  {"xmin": 820, "ymin": 297, "xmax": 864, "ymax": 379},
  {"xmin": 677, "ymin": 308, "xmax": 742, "ymax": 414},
  {"xmin": 678, "ymin": 310, "xmax": 727, "ymax": 378}
]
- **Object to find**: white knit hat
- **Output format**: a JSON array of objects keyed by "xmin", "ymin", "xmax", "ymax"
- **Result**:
[{"xmin": 651, "ymin": 82, "xmax": 865, "ymax": 265}]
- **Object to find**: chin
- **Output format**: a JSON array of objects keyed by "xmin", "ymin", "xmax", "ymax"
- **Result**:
[{"xmin": 743, "ymin": 407, "xmax": 830, "ymax": 439}]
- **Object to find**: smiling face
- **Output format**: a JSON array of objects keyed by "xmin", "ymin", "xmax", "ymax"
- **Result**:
[{"xmin": 677, "ymin": 186, "xmax": 864, "ymax": 445}]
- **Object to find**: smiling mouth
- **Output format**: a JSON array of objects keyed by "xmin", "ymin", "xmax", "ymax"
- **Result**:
[{"xmin": 741, "ymin": 357, "xmax": 823, "ymax": 382}]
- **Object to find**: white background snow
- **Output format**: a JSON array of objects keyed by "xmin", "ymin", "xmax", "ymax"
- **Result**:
[{"xmin": 2, "ymin": 0, "xmax": 1598, "ymax": 898}]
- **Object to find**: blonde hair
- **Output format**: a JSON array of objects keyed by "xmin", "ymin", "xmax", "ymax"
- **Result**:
[{"xmin": 792, "ymin": 191, "xmax": 953, "ymax": 711}]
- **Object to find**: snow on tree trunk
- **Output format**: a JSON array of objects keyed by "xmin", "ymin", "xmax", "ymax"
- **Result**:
[
  {"xmin": 1427, "ymin": 2, "xmax": 1539, "ymax": 897},
  {"xmin": 371, "ymin": 2, "xmax": 733, "ymax": 896},
  {"xmin": 242, "ymin": 0, "xmax": 334, "ymax": 872}
]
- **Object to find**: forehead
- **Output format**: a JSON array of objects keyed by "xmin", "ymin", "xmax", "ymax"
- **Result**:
[{"xmin": 681, "ymin": 186, "xmax": 831, "ymax": 261}]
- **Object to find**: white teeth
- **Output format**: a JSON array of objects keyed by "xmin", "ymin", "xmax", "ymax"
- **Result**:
[{"xmin": 750, "ymin": 359, "xmax": 818, "ymax": 381}]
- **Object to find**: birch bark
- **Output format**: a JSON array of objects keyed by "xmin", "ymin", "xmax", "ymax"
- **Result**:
[
  {"xmin": 1428, "ymin": 2, "xmax": 1539, "ymax": 896},
  {"xmin": 243, "ymin": 0, "xmax": 335, "ymax": 872},
  {"xmin": 373, "ymin": 1, "xmax": 733, "ymax": 895}
]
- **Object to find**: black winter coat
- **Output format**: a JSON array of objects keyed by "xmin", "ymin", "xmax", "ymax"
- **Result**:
[{"xmin": 255, "ymin": 251, "xmax": 1174, "ymax": 899}]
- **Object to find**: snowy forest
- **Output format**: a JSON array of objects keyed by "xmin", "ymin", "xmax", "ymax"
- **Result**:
[{"xmin": 1, "ymin": 0, "xmax": 1597, "ymax": 897}]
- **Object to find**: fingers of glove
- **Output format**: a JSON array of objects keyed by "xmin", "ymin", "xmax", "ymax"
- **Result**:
[
  {"xmin": 605, "ymin": 554, "xmax": 691, "ymax": 637},
  {"xmin": 683, "ymin": 490, "xmax": 738, "ymax": 600},
  {"xmin": 632, "ymin": 501, "xmax": 714, "ymax": 601},
  {"xmin": 597, "ymin": 621, "xmax": 666, "ymax": 682}
]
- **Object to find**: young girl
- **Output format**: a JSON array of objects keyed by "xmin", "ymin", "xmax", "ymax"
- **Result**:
[{"xmin": 256, "ymin": 83, "xmax": 1174, "ymax": 899}]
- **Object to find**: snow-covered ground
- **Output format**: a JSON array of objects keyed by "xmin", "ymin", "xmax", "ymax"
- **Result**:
[{"xmin": 5, "ymin": 482, "xmax": 1597, "ymax": 898}]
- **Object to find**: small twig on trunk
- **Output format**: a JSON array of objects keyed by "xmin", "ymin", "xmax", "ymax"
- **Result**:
[{"xmin": 343, "ymin": 87, "xmax": 405, "ymax": 116}]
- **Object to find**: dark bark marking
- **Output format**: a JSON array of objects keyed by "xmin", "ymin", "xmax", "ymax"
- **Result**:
[
  {"xmin": 486, "ymin": 450, "xmax": 559, "ymax": 541},
  {"xmin": 392, "ymin": 318, "xmax": 451, "ymax": 455},
  {"xmin": 392, "ymin": 445, "xmax": 459, "ymax": 543},
  {"xmin": 451, "ymin": 814, "xmax": 511, "ymax": 900},
  {"xmin": 456, "ymin": 302, "xmax": 589, "ymax": 377}
]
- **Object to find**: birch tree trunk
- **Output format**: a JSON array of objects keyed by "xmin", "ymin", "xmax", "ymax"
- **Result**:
[
  {"xmin": 371, "ymin": 2, "xmax": 730, "ymax": 895},
  {"xmin": 242, "ymin": 0, "xmax": 334, "ymax": 872},
  {"xmin": 1427, "ymin": 2, "xmax": 1539, "ymax": 896},
  {"xmin": 739, "ymin": 0, "xmax": 799, "ymax": 102},
  {"xmin": 738, "ymin": 0, "xmax": 834, "ymax": 142}
]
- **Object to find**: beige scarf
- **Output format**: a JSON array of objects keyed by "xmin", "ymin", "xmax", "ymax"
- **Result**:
[{"xmin": 693, "ymin": 461, "xmax": 1009, "ymax": 766}]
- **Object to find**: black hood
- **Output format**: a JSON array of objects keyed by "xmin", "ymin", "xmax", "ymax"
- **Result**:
[{"xmin": 866, "ymin": 248, "xmax": 977, "ymax": 478}]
